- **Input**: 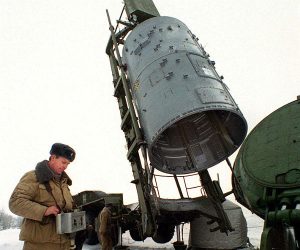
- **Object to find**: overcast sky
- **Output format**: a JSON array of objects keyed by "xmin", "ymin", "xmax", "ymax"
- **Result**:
[{"xmin": 0, "ymin": 0, "xmax": 299, "ymax": 213}]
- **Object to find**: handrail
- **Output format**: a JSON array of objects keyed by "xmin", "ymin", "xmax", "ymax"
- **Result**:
[{"xmin": 152, "ymin": 171, "xmax": 205, "ymax": 199}]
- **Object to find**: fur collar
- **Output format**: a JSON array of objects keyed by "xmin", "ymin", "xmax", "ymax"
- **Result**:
[{"xmin": 35, "ymin": 160, "xmax": 72, "ymax": 185}]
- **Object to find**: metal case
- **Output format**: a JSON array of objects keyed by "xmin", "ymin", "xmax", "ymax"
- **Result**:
[{"xmin": 56, "ymin": 211, "xmax": 86, "ymax": 234}]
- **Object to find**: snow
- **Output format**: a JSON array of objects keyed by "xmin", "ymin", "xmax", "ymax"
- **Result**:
[
  {"xmin": 0, "ymin": 229, "xmax": 23, "ymax": 250},
  {"xmin": 242, "ymin": 209, "xmax": 264, "ymax": 248},
  {"xmin": 0, "ymin": 229, "xmax": 177, "ymax": 250},
  {"xmin": 0, "ymin": 212, "xmax": 263, "ymax": 250}
]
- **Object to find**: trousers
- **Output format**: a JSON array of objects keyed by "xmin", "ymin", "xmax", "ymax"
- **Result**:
[{"xmin": 23, "ymin": 241, "xmax": 71, "ymax": 250}]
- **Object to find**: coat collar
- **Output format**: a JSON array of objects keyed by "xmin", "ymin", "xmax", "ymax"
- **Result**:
[{"xmin": 35, "ymin": 160, "xmax": 72, "ymax": 185}]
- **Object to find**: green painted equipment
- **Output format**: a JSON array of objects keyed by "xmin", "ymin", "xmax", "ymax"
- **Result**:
[{"xmin": 233, "ymin": 98, "xmax": 300, "ymax": 250}]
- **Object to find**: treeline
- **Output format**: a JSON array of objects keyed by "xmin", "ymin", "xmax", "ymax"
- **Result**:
[{"xmin": 0, "ymin": 209, "xmax": 22, "ymax": 230}]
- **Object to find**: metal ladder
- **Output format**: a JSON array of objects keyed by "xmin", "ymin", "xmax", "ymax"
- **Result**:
[{"xmin": 105, "ymin": 9, "xmax": 157, "ymax": 237}]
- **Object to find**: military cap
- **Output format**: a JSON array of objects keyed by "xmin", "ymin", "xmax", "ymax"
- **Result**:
[{"xmin": 50, "ymin": 143, "xmax": 76, "ymax": 162}]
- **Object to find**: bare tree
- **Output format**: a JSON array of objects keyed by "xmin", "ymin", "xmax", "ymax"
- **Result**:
[{"xmin": 0, "ymin": 208, "xmax": 22, "ymax": 230}]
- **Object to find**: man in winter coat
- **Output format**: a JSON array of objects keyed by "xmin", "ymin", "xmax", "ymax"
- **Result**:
[
  {"xmin": 9, "ymin": 143, "xmax": 76, "ymax": 250},
  {"xmin": 98, "ymin": 203, "xmax": 113, "ymax": 250}
]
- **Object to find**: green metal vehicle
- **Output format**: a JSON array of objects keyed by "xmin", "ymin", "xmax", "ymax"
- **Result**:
[
  {"xmin": 72, "ymin": 191, "xmax": 140, "ymax": 249},
  {"xmin": 233, "ymin": 98, "xmax": 300, "ymax": 250}
]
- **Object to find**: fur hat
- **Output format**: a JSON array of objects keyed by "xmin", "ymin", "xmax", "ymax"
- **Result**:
[{"xmin": 50, "ymin": 143, "xmax": 76, "ymax": 162}]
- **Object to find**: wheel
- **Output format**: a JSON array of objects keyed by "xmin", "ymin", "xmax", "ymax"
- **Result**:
[
  {"xmin": 85, "ymin": 212, "xmax": 99, "ymax": 245},
  {"xmin": 129, "ymin": 227, "xmax": 146, "ymax": 241},
  {"xmin": 86, "ymin": 228, "xmax": 99, "ymax": 245},
  {"xmin": 152, "ymin": 224, "xmax": 175, "ymax": 243},
  {"xmin": 75, "ymin": 230, "xmax": 86, "ymax": 250}
]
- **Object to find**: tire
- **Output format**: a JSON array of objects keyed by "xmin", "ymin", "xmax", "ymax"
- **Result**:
[
  {"xmin": 75, "ymin": 230, "xmax": 86, "ymax": 250},
  {"xmin": 152, "ymin": 224, "xmax": 175, "ymax": 243},
  {"xmin": 129, "ymin": 227, "xmax": 146, "ymax": 241},
  {"xmin": 85, "ymin": 212, "xmax": 99, "ymax": 245},
  {"xmin": 86, "ymin": 229, "xmax": 99, "ymax": 245}
]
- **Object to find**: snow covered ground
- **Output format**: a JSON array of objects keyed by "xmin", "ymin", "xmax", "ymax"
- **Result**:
[
  {"xmin": 0, "ymin": 210, "xmax": 263, "ymax": 250},
  {"xmin": 0, "ymin": 229, "xmax": 176, "ymax": 250}
]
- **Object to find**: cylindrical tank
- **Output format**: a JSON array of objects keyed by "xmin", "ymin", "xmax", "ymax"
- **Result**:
[
  {"xmin": 189, "ymin": 200, "xmax": 248, "ymax": 249},
  {"xmin": 122, "ymin": 16, "xmax": 247, "ymax": 174},
  {"xmin": 233, "ymin": 99, "xmax": 300, "ymax": 217}
]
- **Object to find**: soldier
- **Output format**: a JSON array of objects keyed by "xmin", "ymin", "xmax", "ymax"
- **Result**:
[
  {"xmin": 9, "ymin": 143, "xmax": 76, "ymax": 250},
  {"xmin": 98, "ymin": 203, "xmax": 114, "ymax": 250}
]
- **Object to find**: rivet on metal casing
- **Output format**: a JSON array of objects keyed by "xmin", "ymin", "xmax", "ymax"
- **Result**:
[
  {"xmin": 154, "ymin": 44, "xmax": 161, "ymax": 51},
  {"xmin": 166, "ymin": 72, "xmax": 174, "ymax": 80},
  {"xmin": 160, "ymin": 58, "xmax": 168, "ymax": 67},
  {"xmin": 148, "ymin": 30, "xmax": 154, "ymax": 37}
]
